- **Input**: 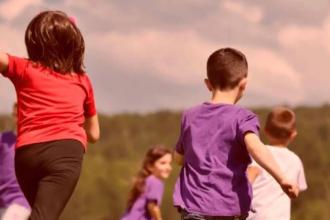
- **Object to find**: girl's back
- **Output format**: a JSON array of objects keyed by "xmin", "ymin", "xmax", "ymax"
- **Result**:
[{"xmin": 5, "ymin": 55, "xmax": 95, "ymax": 148}]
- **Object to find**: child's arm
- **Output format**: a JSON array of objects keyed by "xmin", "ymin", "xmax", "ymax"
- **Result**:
[
  {"xmin": 0, "ymin": 52, "xmax": 9, "ymax": 73},
  {"xmin": 147, "ymin": 201, "xmax": 162, "ymax": 220},
  {"xmin": 247, "ymin": 166, "xmax": 261, "ymax": 183},
  {"xmin": 173, "ymin": 151, "xmax": 184, "ymax": 166},
  {"xmin": 244, "ymin": 132, "xmax": 299, "ymax": 198},
  {"xmin": 84, "ymin": 114, "xmax": 100, "ymax": 143}
]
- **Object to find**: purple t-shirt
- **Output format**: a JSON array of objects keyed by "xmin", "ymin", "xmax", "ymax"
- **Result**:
[
  {"xmin": 0, "ymin": 131, "xmax": 30, "ymax": 209},
  {"xmin": 173, "ymin": 103, "xmax": 260, "ymax": 216},
  {"xmin": 121, "ymin": 175, "xmax": 164, "ymax": 220}
]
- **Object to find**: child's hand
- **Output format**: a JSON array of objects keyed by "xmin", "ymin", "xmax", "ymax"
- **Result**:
[{"xmin": 280, "ymin": 179, "xmax": 299, "ymax": 199}]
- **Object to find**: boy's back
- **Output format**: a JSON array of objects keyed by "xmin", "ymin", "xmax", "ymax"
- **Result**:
[
  {"xmin": 248, "ymin": 145, "xmax": 307, "ymax": 220},
  {"xmin": 173, "ymin": 102, "xmax": 260, "ymax": 216}
]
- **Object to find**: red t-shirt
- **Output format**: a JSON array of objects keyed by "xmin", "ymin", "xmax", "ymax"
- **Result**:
[{"xmin": 1, "ymin": 55, "xmax": 97, "ymax": 149}]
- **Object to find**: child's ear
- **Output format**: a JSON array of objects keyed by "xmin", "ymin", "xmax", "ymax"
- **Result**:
[
  {"xmin": 238, "ymin": 77, "xmax": 248, "ymax": 91},
  {"xmin": 290, "ymin": 130, "xmax": 298, "ymax": 140},
  {"xmin": 204, "ymin": 78, "xmax": 213, "ymax": 91}
]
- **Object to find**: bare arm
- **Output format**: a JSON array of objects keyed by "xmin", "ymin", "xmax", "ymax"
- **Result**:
[
  {"xmin": 84, "ymin": 114, "xmax": 100, "ymax": 143},
  {"xmin": 147, "ymin": 202, "xmax": 162, "ymax": 220},
  {"xmin": 245, "ymin": 132, "xmax": 299, "ymax": 198},
  {"xmin": 0, "ymin": 52, "xmax": 9, "ymax": 73},
  {"xmin": 247, "ymin": 166, "xmax": 261, "ymax": 183},
  {"xmin": 173, "ymin": 151, "xmax": 184, "ymax": 166}
]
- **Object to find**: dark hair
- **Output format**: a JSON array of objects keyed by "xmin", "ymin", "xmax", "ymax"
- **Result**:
[
  {"xmin": 25, "ymin": 10, "xmax": 85, "ymax": 74},
  {"xmin": 265, "ymin": 107, "xmax": 296, "ymax": 140},
  {"xmin": 126, "ymin": 146, "xmax": 171, "ymax": 210},
  {"xmin": 207, "ymin": 47, "xmax": 248, "ymax": 90}
]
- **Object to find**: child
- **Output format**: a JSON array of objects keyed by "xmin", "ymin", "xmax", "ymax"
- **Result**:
[
  {"xmin": 122, "ymin": 146, "xmax": 172, "ymax": 220},
  {"xmin": 247, "ymin": 107, "xmax": 307, "ymax": 220},
  {"xmin": 173, "ymin": 48, "xmax": 299, "ymax": 220},
  {"xmin": 0, "ymin": 11, "xmax": 100, "ymax": 220},
  {"xmin": 0, "ymin": 103, "xmax": 31, "ymax": 220}
]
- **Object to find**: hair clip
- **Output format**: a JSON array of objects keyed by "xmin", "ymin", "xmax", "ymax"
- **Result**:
[{"xmin": 68, "ymin": 16, "xmax": 77, "ymax": 25}]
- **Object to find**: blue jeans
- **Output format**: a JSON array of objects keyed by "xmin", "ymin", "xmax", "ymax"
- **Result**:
[{"xmin": 180, "ymin": 209, "xmax": 248, "ymax": 220}]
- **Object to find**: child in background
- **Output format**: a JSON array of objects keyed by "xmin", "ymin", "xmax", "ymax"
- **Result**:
[
  {"xmin": 122, "ymin": 146, "xmax": 172, "ymax": 220},
  {"xmin": 0, "ymin": 11, "xmax": 100, "ymax": 220},
  {"xmin": 247, "ymin": 107, "xmax": 307, "ymax": 220},
  {"xmin": 0, "ymin": 103, "xmax": 30, "ymax": 220},
  {"xmin": 173, "ymin": 48, "xmax": 299, "ymax": 220}
]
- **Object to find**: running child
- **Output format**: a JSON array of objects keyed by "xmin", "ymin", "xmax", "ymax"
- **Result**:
[
  {"xmin": 0, "ymin": 103, "xmax": 30, "ymax": 220},
  {"xmin": 121, "ymin": 146, "xmax": 172, "ymax": 220},
  {"xmin": 247, "ymin": 106, "xmax": 307, "ymax": 220},
  {"xmin": 0, "ymin": 11, "xmax": 100, "ymax": 220},
  {"xmin": 173, "ymin": 48, "xmax": 299, "ymax": 220}
]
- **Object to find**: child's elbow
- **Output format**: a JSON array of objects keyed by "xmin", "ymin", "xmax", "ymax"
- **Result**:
[{"xmin": 88, "ymin": 130, "xmax": 100, "ymax": 143}]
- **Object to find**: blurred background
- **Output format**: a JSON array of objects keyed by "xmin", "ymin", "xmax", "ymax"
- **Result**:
[{"xmin": 0, "ymin": 0, "xmax": 329, "ymax": 219}]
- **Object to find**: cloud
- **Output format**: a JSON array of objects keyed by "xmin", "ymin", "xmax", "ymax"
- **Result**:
[
  {"xmin": 0, "ymin": 0, "xmax": 42, "ymax": 21},
  {"xmin": 88, "ymin": 30, "xmax": 215, "ymax": 85},
  {"xmin": 242, "ymin": 47, "xmax": 303, "ymax": 106},
  {"xmin": 277, "ymin": 16, "xmax": 330, "ymax": 104},
  {"xmin": 0, "ymin": 0, "xmax": 329, "ymax": 113},
  {"xmin": 222, "ymin": 0, "xmax": 264, "ymax": 24}
]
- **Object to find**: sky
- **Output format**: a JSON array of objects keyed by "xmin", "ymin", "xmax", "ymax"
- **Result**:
[{"xmin": 1, "ymin": 0, "xmax": 330, "ymax": 114}]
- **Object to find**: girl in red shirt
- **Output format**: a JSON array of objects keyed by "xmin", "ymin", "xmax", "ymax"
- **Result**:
[{"xmin": 0, "ymin": 11, "xmax": 100, "ymax": 220}]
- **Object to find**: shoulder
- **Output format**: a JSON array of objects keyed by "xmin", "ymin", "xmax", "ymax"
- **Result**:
[
  {"xmin": 78, "ymin": 73, "xmax": 94, "ymax": 88},
  {"xmin": 146, "ymin": 175, "xmax": 164, "ymax": 189},
  {"xmin": 286, "ymin": 148, "xmax": 304, "ymax": 166},
  {"xmin": 4, "ymin": 54, "xmax": 30, "ymax": 78},
  {"xmin": 184, "ymin": 104, "xmax": 204, "ymax": 115},
  {"xmin": 181, "ymin": 104, "xmax": 205, "ymax": 122},
  {"xmin": 234, "ymin": 106, "xmax": 257, "ymax": 117},
  {"xmin": 7, "ymin": 54, "xmax": 30, "ymax": 68}
]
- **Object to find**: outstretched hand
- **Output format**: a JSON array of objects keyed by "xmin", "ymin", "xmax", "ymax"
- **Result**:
[{"xmin": 280, "ymin": 179, "xmax": 299, "ymax": 199}]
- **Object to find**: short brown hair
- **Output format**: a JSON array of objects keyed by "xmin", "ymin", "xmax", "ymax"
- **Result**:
[
  {"xmin": 207, "ymin": 48, "xmax": 248, "ymax": 90},
  {"xmin": 265, "ymin": 107, "xmax": 296, "ymax": 140},
  {"xmin": 25, "ymin": 11, "xmax": 85, "ymax": 74}
]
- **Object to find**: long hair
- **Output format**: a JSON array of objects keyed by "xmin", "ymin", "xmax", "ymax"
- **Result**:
[
  {"xmin": 126, "ymin": 146, "xmax": 171, "ymax": 210},
  {"xmin": 25, "ymin": 10, "xmax": 85, "ymax": 74}
]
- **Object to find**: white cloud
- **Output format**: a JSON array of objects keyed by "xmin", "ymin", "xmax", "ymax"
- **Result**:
[
  {"xmin": 0, "ymin": 0, "xmax": 42, "ymax": 21},
  {"xmin": 88, "ymin": 30, "xmax": 216, "ymax": 85},
  {"xmin": 278, "ymin": 15, "xmax": 330, "ymax": 53},
  {"xmin": 222, "ymin": 0, "xmax": 264, "ymax": 23},
  {"xmin": 243, "ymin": 47, "xmax": 304, "ymax": 105},
  {"xmin": 86, "ymin": 28, "xmax": 303, "ymax": 109}
]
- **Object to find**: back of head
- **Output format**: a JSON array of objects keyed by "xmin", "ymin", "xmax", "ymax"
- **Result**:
[
  {"xmin": 207, "ymin": 47, "xmax": 248, "ymax": 90},
  {"xmin": 25, "ymin": 10, "xmax": 85, "ymax": 74},
  {"xmin": 265, "ymin": 106, "xmax": 296, "ymax": 140}
]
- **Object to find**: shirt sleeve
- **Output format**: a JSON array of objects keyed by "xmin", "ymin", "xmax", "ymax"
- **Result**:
[
  {"xmin": 2, "ymin": 55, "xmax": 28, "ymax": 82},
  {"xmin": 145, "ymin": 177, "xmax": 164, "ymax": 205},
  {"xmin": 83, "ymin": 75, "xmax": 97, "ymax": 118},
  {"xmin": 237, "ymin": 109, "xmax": 260, "ymax": 144},
  {"xmin": 175, "ymin": 112, "xmax": 187, "ymax": 154},
  {"xmin": 297, "ymin": 160, "xmax": 307, "ymax": 191}
]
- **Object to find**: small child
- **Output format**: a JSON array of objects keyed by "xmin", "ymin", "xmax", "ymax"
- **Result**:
[
  {"xmin": 173, "ymin": 48, "xmax": 299, "ymax": 220},
  {"xmin": 0, "ymin": 103, "xmax": 30, "ymax": 220},
  {"xmin": 0, "ymin": 11, "xmax": 100, "ymax": 220},
  {"xmin": 247, "ymin": 107, "xmax": 307, "ymax": 220},
  {"xmin": 121, "ymin": 146, "xmax": 172, "ymax": 220}
]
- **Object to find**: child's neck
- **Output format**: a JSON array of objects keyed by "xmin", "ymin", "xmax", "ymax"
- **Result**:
[
  {"xmin": 210, "ymin": 89, "xmax": 239, "ymax": 105},
  {"xmin": 268, "ymin": 138, "xmax": 290, "ymax": 148}
]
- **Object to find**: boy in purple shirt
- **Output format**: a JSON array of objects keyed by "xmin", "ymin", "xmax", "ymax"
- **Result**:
[
  {"xmin": 173, "ymin": 48, "xmax": 299, "ymax": 220},
  {"xmin": 0, "ymin": 104, "xmax": 30, "ymax": 220}
]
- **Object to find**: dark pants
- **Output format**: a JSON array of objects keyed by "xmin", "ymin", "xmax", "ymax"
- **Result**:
[
  {"xmin": 15, "ymin": 139, "xmax": 84, "ymax": 220},
  {"xmin": 180, "ymin": 209, "xmax": 248, "ymax": 220}
]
